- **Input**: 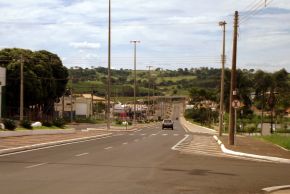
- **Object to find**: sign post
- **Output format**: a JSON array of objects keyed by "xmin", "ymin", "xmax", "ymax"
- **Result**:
[{"xmin": 232, "ymin": 100, "xmax": 241, "ymax": 145}]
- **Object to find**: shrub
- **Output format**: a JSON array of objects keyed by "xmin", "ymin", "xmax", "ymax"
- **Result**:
[
  {"xmin": 244, "ymin": 125, "xmax": 256, "ymax": 133},
  {"xmin": 127, "ymin": 121, "xmax": 132, "ymax": 126},
  {"xmin": 20, "ymin": 120, "xmax": 32, "ymax": 129},
  {"xmin": 115, "ymin": 119, "xmax": 122, "ymax": 125},
  {"xmin": 53, "ymin": 118, "xmax": 66, "ymax": 128},
  {"xmin": 42, "ymin": 121, "xmax": 53, "ymax": 127},
  {"xmin": 3, "ymin": 119, "xmax": 16, "ymax": 131}
]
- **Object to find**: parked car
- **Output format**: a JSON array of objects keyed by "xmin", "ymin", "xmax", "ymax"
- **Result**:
[{"xmin": 162, "ymin": 119, "xmax": 174, "ymax": 130}]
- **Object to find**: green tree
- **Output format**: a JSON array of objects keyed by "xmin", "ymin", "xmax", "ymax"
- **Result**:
[{"xmin": 0, "ymin": 48, "xmax": 68, "ymax": 119}]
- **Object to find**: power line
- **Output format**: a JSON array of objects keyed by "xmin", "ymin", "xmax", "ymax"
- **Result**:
[{"xmin": 240, "ymin": 0, "xmax": 274, "ymax": 24}]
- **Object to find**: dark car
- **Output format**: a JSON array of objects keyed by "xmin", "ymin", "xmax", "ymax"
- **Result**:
[{"xmin": 162, "ymin": 119, "xmax": 174, "ymax": 130}]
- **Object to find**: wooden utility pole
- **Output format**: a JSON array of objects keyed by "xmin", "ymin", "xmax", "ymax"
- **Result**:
[
  {"xmin": 147, "ymin": 65, "xmax": 153, "ymax": 118},
  {"xmin": 20, "ymin": 55, "xmax": 24, "ymax": 121},
  {"xmin": 218, "ymin": 21, "xmax": 227, "ymax": 137},
  {"xmin": 107, "ymin": 0, "xmax": 111, "ymax": 130},
  {"xmin": 229, "ymin": 11, "xmax": 239, "ymax": 145}
]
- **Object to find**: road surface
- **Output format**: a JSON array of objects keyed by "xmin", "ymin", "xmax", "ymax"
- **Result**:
[{"xmin": 0, "ymin": 104, "xmax": 289, "ymax": 194}]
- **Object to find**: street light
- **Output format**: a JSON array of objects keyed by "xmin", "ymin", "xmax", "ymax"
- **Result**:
[
  {"xmin": 218, "ymin": 21, "xmax": 226, "ymax": 137},
  {"xmin": 130, "ymin": 40, "xmax": 141, "ymax": 125}
]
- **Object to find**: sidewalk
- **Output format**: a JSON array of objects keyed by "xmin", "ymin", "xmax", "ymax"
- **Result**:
[
  {"xmin": 0, "ymin": 130, "xmax": 112, "ymax": 155},
  {"xmin": 180, "ymin": 117, "xmax": 290, "ymax": 162},
  {"xmin": 219, "ymin": 135, "xmax": 290, "ymax": 160}
]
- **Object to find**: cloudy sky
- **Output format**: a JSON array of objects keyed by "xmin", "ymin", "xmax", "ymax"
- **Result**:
[{"xmin": 0, "ymin": 0, "xmax": 289, "ymax": 71}]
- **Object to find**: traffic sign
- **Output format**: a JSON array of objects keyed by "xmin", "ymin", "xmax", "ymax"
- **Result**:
[{"xmin": 232, "ymin": 100, "xmax": 241, "ymax": 109}]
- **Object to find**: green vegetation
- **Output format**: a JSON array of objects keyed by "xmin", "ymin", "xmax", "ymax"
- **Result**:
[
  {"xmin": 20, "ymin": 120, "xmax": 32, "ymax": 129},
  {"xmin": 2, "ymin": 119, "xmax": 17, "ymax": 131},
  {"xmin": 0, "ymin": 48, "xmax": 69, "ymax": 120},
  {"xmin": 16, "ymin": 126, "xmax": 65, "ymax": 131},
  {"xmin": 258, "ymin": 135, "xmax": 290, "ymax": 150},
  {"xmin": 52, "ymin": 118, "xmax": 66, "ymax": 128},
  {"xmin": 75, "ymin": 117, "xmax": 105, "ymax": 124}
]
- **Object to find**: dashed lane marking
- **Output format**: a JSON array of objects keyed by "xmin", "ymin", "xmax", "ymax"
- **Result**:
[
  {"xmin": 26, "ymin": 163, "xmax": 47, "ymax": 169},
  {"xmin": 104, "ymin": 147, "xmax": 113, "ymax": 150},
  {"xmin": 76, "ymin": 153, "xmax": 89, "ymax": 157}
]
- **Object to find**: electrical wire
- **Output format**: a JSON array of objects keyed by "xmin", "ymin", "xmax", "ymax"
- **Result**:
[{"xmin": 240, "ymin": 0, "xmax": 274, "ymax": 24}]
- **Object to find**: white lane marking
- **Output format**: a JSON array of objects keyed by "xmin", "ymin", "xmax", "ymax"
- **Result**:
[
  {"xmin": 174, "ymin": 134, "xmax": 180, "ymax": 136},
  {"xmin": 262, "ymin": 185, "xmax": 290, "ymax": 192},
  {"xmin": 171, "ymin": 135, "xmax": 190, "ymax": 150},
  {"xmin": 113, "ymin": 134, "xmax": 124, "ymax": 137},
  {"xmin": 123, "ymin": 142, "xmax": 128, "ymax": 145},
  {"xmin": 141, "ymin": 134, "xmax": 146, "ymax": 136},
  {"xmin": 104, "ymin": 147, "xmax": 113, "ymax": 150},
  {"xmin": 151, "ymin": 134, "xmax": 157, "ymax": 136},
  {"xmin": 134, "ymin": 129, "xmax": 143, "ymax": 132},
  {"xmin": 0, "ymin": 134, "xmax": 113, "ymax": 157},
  {"xmin": 162, "ymin": 134, "xmax": 168, "ymax": 136},
  {"xmin": 26, "ymin": 163, "xmax": 47, "ymax": 169},
  {"xmin": 76, "ymin": 153, "xmax": 89, "ymax": 157}
]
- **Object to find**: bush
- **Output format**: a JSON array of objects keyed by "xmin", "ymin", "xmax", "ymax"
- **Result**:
[
  {"xmin": 53, "ymin": 118, "xmax": 66, "ymax": 128},
  {"xmin": 42, "ymin": 121, "xmax": 53, "ymax": 127},
  {"xmin": 3, "ymin": 119, "xmax": 16, "ymax": 131},
  {"xmin": 244, "ymin": 125, "xmax": 257, "ymax": 133},
  {"xmin": 20, "ymin": 120, "xmax": 32, "ymax": 129},
  {"xmin": 115, "ymin": 120, "xmax": 122, "ymax": 125},
  {"xmin": 127, "ymin": 121, "xmax": 132, "ymax": 126}
]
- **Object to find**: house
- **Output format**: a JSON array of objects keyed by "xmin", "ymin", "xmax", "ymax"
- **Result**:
[{"xmin": 55, "ymin": 94, "xmax": 109, "ymax": 119}]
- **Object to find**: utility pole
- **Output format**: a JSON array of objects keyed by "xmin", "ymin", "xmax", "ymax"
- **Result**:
[
  {"xmin": 91, "ymin": 87, "xmax": 94, "ymax": 117},
  {"xmin": 107, "ymin": 0, "xmax": 111, "ymax": 130},
  {"xmin": 147, "ymin": 65, "xmax": 153, "ymax": 118},
  {"xmin": 20, "ymin": 55, "xmax": 24, "ymax": 121},
  {"xmin": 229, "ymin": 11, "xmax": 239, "ymax": 145},
  {"xmin": 70, "ymin": 87, "xmax": 73, "ymax": 123},
  {"xmin": 218, "ymin": 21, "xmax": 227, "ymax": 137},
  {"xmin": 62, "ymin": 95, "xmax": 64, "ymax": 118},
  {"xmin": 130, "ymin": 40, "xmax": 140, "ymax": 125}
]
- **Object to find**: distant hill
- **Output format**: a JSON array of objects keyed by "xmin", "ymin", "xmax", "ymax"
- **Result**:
[{"xmin": 67, "ymin": 67, "xmax": 222, "ymax": 98}]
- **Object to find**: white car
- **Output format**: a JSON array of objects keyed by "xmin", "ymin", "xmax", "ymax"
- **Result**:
[{"xmin": 162, "ymin": 119, "xmax": 174, "ymax": 130}]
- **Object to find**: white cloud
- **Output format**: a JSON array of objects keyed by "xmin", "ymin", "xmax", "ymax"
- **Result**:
[
  {"xmin": 0, "ymin": 0, "xmax": 289, "ymax": 71},
  {"xmin": 69, "ymin": 41, "xmax": 101, "ymax": 49}
]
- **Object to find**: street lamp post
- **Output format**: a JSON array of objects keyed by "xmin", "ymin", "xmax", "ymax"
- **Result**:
[
  {"xmin": 130, "ymin": 40, "xmax": 140, "ymax": 125},
  {"xmin": 218, "ymin": 21, "xmax": 227, "ymax": 137}
]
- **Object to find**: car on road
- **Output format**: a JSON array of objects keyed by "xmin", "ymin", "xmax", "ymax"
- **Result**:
[{"xmin": 162, "ymin": 119, "xmax": 174, "ymax": 130}]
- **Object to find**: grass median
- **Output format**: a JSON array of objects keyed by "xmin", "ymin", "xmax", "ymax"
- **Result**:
[{"xmin": 258, "ymin": 134, "xmax": 290, "ymax": 150}]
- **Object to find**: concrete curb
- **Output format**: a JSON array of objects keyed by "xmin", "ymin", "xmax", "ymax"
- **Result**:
[
  {"xmin": 185, "ymin": 120, "xmax": 217, "ymax": 133},
  {"xmin": 0, "ymin": 129, "xmax": 76, "ymax": 138},
  {"xmin": 0, "ymin": 133, "xmax": 112, "ymax": 156},
  {"xmin": 179, "ymin": 117, "xmax": 217, "ymax": 135},
  {"xmin": 213, "ymin": 135, "xmax": 290, "ymax": 164}
]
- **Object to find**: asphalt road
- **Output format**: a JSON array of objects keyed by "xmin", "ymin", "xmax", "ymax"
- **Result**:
[{"xmin": 0, "ymin": 105, "xmax": 290, "ymax": 194}]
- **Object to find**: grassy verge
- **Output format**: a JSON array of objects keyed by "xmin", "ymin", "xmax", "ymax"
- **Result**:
[
  {"xmin": 258, "ymin": 134, "xmax": 290, "ymax": 150},
  {"xmin": 15, "ymin": 126, "xmax": 66, "ymax": 131}
]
